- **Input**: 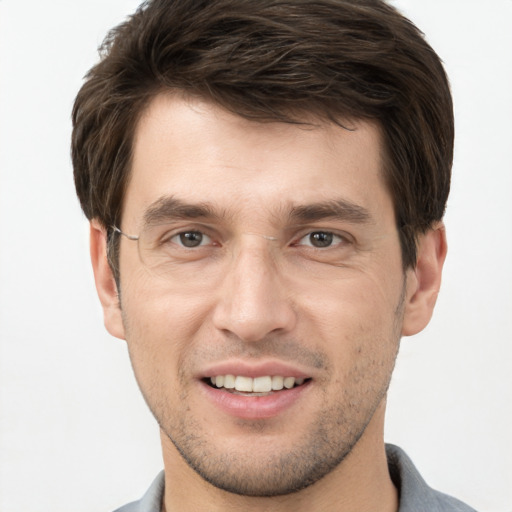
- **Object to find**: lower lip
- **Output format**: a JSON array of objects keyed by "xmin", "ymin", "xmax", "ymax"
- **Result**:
[{"xmin": 199, "ymin": 380, "xmax": 311, "ymax": 420}]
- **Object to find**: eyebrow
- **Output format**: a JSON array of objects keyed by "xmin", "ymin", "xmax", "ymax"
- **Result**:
[
  {"xmin": 141, "ymin": 196, "xmax": 372, "ymax": 228},
  {"xmin": 288, "ymin": 199, "xmax": 372, "ymax": 225},
  {"xmin": 142, "ymin": 196, "xmax": 220, "ymax": 227}
]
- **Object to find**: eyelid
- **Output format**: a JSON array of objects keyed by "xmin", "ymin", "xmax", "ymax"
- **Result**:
[
  {"xmin": 153, "ymin": 222, "xmax": 219, "ymax": 239},
  {"xmin": 292, "ymin": 228, "xmax": 354, "ymax": 246},
  {"xmin": 154, "ymin": 223, "xmax": 219, "ymax": 249},
  {"xmin": 152, "ymin": 223, "xmax": 354, "ymax": 247},
  {"xmin": 164, "ymin": 229, "xmax": 218, "ymax": 249},
  {"xmin": 298, "ymin": 232, "xmax": 340, "ymax": 247}
]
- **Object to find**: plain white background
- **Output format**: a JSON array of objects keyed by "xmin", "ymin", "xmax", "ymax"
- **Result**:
[{"xmin": 0, "ymin": 1, "xmax": 511, "ymax": 511}]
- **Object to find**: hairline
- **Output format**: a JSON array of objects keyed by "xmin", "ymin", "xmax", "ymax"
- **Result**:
[{"xmin": 107, "ymin": 90, "xmax": 414, "ymax": 283}]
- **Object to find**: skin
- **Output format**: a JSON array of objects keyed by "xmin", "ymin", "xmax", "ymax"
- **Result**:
[{"xmin": 90, "ymin": 93, "xmax": 446, "ymax": 512}]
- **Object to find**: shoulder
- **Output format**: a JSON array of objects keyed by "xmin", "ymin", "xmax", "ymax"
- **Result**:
[
  {"xmin": 112, "ymin": 471, "xmax": 165, "ymax": 512},
  {"xmin": 386, "ymin": 444, "xmax": 478, "ymax": 512},
  {"xmin": 431, "ymin": 489, "xmax": 479, "ymax": 512}
]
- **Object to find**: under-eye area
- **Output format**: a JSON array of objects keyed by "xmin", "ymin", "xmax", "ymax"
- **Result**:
[{"xmin": 205, "ymin": 375, "xmax": 312, "ymax": 395}]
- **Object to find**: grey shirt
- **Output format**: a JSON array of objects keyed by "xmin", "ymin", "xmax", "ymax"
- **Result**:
[{"xmin": 113, "ymin": 444, "xmax": 477, "ymax": 511}]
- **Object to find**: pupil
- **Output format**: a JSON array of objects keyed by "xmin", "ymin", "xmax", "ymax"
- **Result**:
[
  {"xmin": 310, "ymin": 232, "xmax": 333, "ymax": 247},
  {"xmin": 180, "ymin": 231, "xmax": 203, "ymax": 247}
]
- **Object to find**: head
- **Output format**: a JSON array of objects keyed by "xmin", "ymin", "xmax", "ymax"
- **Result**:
[
  {"xmin": 72, "ymin": 0, "xmax": 453, "ymax": 279},
  {"xmin": 72, "ymin": 0, "xmax": 452, "ymax": 500}
]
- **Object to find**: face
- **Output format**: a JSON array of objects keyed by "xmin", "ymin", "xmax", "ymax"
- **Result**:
[{"xmin": 105, "ymin": 94, "xmax": 417, "ymax": 496}]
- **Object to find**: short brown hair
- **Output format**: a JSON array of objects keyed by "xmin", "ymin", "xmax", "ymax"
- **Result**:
[{"xmin": 72, "ymin": 0, "xmax": 453, "ymax": 273}]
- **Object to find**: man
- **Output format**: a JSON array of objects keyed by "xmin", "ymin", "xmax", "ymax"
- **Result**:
[{"xmin": 71, "ymin": 0, "xmax": 476, "ymax": 510}]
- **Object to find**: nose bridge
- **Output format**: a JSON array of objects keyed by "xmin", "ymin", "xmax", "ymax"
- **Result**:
[
  {"xmin": 212, "ymin": 236, "xmax": 295, "ymax": 342},
  {"xmin": 234, "ymin": 238, "xmax": 277, "ymax": 300}
]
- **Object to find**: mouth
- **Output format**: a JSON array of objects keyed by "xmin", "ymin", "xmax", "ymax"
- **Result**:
[{"xmin": 204, "ymin": 375, "xmax": 311, "ymax": 397}]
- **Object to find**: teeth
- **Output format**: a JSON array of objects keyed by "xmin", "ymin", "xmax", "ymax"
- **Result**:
[
  {"xmin": 283, "ymin": 376, "xmax": 295, "ymax": 389},
  {"xmin": 235, "ymin": 376, "xmax": 253, "ymax": 392},
  {"xmin": 224, "ymin": 374, "xmax": 236, "ymax": 389},
  {"xmin": 209, "ymin": 375, "xmax": 306, "ymax": 392},
  {"xmin": 271, "ymin": 376, "xmax": 284, "ymax": 390},
  {"xmin": 253, "ymin": 376, "xmax": 272, "ymax": 393}
]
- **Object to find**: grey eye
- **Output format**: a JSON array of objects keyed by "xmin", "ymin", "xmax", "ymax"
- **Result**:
[
  {"xmin": 308, "ymin": 232, "xmax": 334, "ymax": 248},
  {"xmin": 173, "ymin": 231, "xmax": 209, "ymax": 248}
]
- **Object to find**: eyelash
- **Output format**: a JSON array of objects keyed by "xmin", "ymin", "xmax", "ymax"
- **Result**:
[
  {"xmin": 165, "ymin": 229, "xmax": 351, "ymax": 250},
  {"xmin": 169, "ymin": 230, "xmax": 214, "ymax": 248},
  {"xmin": 294, "ymin": 231, "xmax": 349, "ymax": 249}
]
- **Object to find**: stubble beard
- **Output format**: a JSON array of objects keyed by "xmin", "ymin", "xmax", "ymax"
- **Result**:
[
  {"xmin": 151, "ymin": 334, "xmax": 401, "ymax": 496},
  {"xmin": 160, "ymin": 390, "xmax": 387, "ymax": 497},
  {"xmin": 125, "ymin": 282, "xmax": 406, "ymax": 498}
]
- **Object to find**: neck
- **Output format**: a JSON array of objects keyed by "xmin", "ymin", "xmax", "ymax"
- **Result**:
[{"xmin": 160, "ymin": 402, "xmax": 398, "ymax": 512}]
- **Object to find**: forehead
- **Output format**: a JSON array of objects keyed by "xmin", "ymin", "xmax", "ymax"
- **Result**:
[{"xmin": 123, "ymin": 93, "xmax": 391, "ymax": 227}]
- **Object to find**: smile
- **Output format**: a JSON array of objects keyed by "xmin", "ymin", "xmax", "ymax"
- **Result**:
[
  {"xmin": 201, "ymin": 374, "xmax": 312, "ymax": 419},
  {"xmin": 208, "ymin": 375, "xmax": 308, "ymax": 395}
]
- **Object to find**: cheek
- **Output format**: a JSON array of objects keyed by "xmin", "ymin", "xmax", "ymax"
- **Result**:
[
  {"xmin": 120, "ymin": 279, "xmax": 214, "ymax": 390},
  {"xmin": 294, "ymin": 271, "xmax": 403, "ymax": 375},
  {"xmin": 299, "ymin": 272, "xmax": 402, "ymax": 331}
]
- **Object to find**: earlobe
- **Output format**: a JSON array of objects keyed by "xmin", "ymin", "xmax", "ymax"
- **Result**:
[
  {"xmin": 90, "ymin": 220, "xmax": 126, "ymax": 340},
  {"xmin": 402, "ymin": 223, "xmax": 447, "ymax": 337}
]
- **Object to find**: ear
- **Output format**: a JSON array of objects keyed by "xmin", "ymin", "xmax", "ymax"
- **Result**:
[
  {"xmin": 89, "ymin": 219, "xmax": 126, "ymax": 340},
  {"xmin": 402, "ymin": 222, "xmax": 447, "ymax": 336}
]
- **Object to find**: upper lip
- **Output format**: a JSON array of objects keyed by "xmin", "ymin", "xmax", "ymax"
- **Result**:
[{"xmin": 199, "ymin": 359, "xmax": 312, "ymax": 379}]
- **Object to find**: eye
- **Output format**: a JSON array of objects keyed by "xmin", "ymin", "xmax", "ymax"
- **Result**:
[
  {"xmin": 170, "ymin": 231, "xmax": 212, "ymax": 248},
  {"xmin": 297, "ymin": 231, "xmax": 345, "ymax": 248}
]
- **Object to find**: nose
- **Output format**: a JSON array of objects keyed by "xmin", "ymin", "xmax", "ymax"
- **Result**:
[{"xmin": 212, "ymin": 240, "xmax": 296, "ymax": 342}]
